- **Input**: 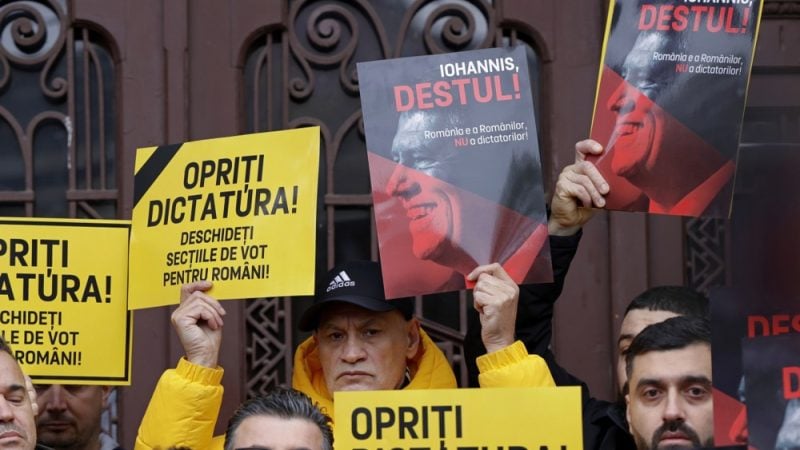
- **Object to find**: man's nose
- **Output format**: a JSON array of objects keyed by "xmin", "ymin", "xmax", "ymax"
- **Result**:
[
  {"xmin": 386, "ymin": 163, "xmax": 418, "ymax": 200},
  {"xmin": 662, "ymin": 390, "xmax": 686, "ymax": 422},
  {"xmin": 340, "ymin": 335, "xmax": 367, "ymax": 363},
  {"xmin": 607, "ymin": 82, "xmax": 637, "ymax": 115},
  {"xmin": 0, "ymin": 398, "xmax": 14, "ymax": 422},
  {"xmin": 42, "ymin": 386, "xmax": 67, "ymax": 412}
]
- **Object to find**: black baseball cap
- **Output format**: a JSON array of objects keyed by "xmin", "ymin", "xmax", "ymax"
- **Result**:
[{"xmin": 298, "ymin": 260, "xmax": 414, "ymax": 331}]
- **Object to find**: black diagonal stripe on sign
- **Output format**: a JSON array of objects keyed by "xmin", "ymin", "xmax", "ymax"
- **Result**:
[{"xmin": 133, "ymin": 143, "xmax": 183, "ymax": 209}]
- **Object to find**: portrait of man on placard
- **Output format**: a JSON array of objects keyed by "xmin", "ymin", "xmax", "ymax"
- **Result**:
[
  {"xmin": 589, "ymin": 0, "xmax": 757, "ymax": 217},
  {"xmin": 360, "ymin": 47, "xmax": 552, "ymax": 298}
]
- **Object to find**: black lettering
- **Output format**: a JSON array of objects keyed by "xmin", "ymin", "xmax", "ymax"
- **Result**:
[
  {"xmin": 398, "ymin": 406, "xmax": 419, "ymax": 439},
  {"xmin": 352, "ymin": 407, "xmax": 371, "ymax": 440}
]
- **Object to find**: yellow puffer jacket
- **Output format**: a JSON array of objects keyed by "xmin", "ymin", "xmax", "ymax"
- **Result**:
[
  {"xmin": 134, "ymin": 332, "xmax": 552, "ymax": 450},
  {"xmin": 291, "ymin": 328, "xmax": 457, "ymax": 421}
]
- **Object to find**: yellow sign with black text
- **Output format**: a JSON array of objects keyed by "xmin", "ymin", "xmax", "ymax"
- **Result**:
[
  {"xmin": 129, "ymin": 128, "xmax": 319, "ymax": 309},
  {"xmin": 0, "ymin": 218, "xmax": 131, "ymax": 385},
  {"xmin": 334, "ymin": 387, "xmax": 582, "ymax": 450}
]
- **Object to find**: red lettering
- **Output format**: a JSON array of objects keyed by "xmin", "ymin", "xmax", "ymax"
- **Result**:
[
  {"xmin": 706, "ymin": 6, "xmax": 724, "ymax": 33},
  {"xmin": 451, "ymin": 79, "xmax": 470, "ymax": 105},
  {"xmin": 672, "ymin": 5, "xmax": 689, "ymax": 31},
  {"xmin": 773, "ymin": 314, "xmax": 791, "ymax": 335},
  {"xmin": 394, "ymin": 85, "xmax": 414, "ymax": 112},
  {"xmin": 391, "ymin": 76, "xmax": 520, "ymax": 111},
  {"xmin": 415, "ymin": 82, "xmax": 433, "ymax": 109},
  {"xmin": 471, "ymin": 77, "xmax": 492, "ymax": 103},
  {"xmin": 638, "ymin": 5, "xmax": 657, "ymax": 30},
  {"xmin": 783, "ymin": 367, "xmax": 800, "ymax": 400},
  {"xmin": 747, "ymin": 314, "xmax": 800, "ymax": 337},
  {"xmin": 657, "ymin": 5, "xmax": 674, "ymax": 31},
  {"xmin": 748, "ymin": 315, "xmax": 770, "ymax": 337},
  {"xmin": 690, "ymin": 6, "xmax": 707, "ymax": 31},
  {"xmin": 724, "ymin": 7, "xmax": 741, "ymax": 33},
  {"xmin": 494, "ymin": 75, "xmax": 512, "ymax": 101},
  {"xmin": 432, "ymin": 81, "xmax": 452, "ymax": 107}
]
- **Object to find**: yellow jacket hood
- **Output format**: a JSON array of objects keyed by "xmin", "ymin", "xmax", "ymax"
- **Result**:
[{"xmin": 291, "ymin": 327, "xmax": 457, "ymax": 421}]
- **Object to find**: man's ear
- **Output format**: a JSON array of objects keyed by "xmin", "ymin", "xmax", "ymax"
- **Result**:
[
  {"xmin": 406, "ymin": 318, "xmax": 421, "ymax": 359},
  {"xmin": 101, "ymin": 386, "xmax": 112, "ymax": 405},
  {"xmin": 625, "ymin": 392, "xmax": 633, "ymax": 434}
]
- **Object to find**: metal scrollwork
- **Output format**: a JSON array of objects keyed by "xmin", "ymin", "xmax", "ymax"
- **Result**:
[
  {"xmin": 0, "ymin": 0, "xmax": 67, "ymax": 96},
  {"xmin": 395, "ymin": 0, "xmax": 494, "ymax": 56},
  {"xmin": 288, "ymin": 0, "xmax": 390, "ymax": 98}
]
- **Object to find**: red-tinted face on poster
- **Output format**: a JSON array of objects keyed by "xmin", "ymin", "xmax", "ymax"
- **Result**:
[
  {"xmin": 386, "ymin": 111, "xmax": 466, "ymax": 263},
  {"xmin": 607, "ymin": 31, "xmax": 672, "ymax": 180}
]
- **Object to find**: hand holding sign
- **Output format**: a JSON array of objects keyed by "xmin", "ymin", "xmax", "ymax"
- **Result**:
[
  {"xmin": 549, "ymin": 139, "xmax": 609, "ymax": 236},
  {"xmin": 467, "ymin": 263, "xmax": 518, "ymax": 354},
  {"xmin": 171, "ymin": 281, "xmax": 226, "ymax": 368}
]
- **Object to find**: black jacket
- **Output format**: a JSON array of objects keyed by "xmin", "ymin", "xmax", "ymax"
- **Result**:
[{"xmin": 466, "ymin": 231, "xmax": 637, "ymax": 450}]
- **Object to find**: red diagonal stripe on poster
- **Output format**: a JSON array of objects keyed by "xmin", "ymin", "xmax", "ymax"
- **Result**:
[
  {"xmin": 368, "ymin": 152, "xmax": 552, "ymax": 299},
  {"xmin": 590, "ymin": 65, "xmax": 734, "ymax": 217}
]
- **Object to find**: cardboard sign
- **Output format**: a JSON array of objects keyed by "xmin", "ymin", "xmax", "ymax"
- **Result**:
[
  {"xmin": 742, "ymin": 335, "xmax": 800, "ymax": 450},
  {"xmin": 334, "ymin": 387, "xmax": 582, "ymax": 450},
  {"xmin": 0, "ymin": 218, "xmax": 131, "ymax": 384},
  {"xmin": 358, "ymin": 46, "xmax": 552, "ymax": 298},
  {"xmin": 589, "ymin": 0, "xmax": 763, "ymax": 217},
  {"xmin": 129, "ymin": 128, "xmax": 319, "ymax": 309}
]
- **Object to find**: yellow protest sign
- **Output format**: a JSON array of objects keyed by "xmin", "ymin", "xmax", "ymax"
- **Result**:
[
  {"xmin": 129, "ymin": 128, "xmax": 319, "ymax": 309},
  {"xmin": 334, "ymin": 387, "xmax": 582, "ymax": 450},
  {"xmin": 0, "ymin": 218, "xmax": 131, "ymax": 385}
]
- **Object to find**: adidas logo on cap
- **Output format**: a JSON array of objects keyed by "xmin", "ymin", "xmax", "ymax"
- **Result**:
[{"xmin": 326, "ymin": 270, "xmax": 355, "ymax": 292}]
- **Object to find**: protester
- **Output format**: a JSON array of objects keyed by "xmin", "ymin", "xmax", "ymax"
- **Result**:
[
  {"xmin": 517, "ymin": 138, "xmax": 710, "ymax": 449},
  {"xmin": 625, "ymin": 316, "xmax": 713, "ymax": 450},
  {"xmin": 222, "ymin": 387, "xmax": 332, "ymax": 450},
  {"xmin": 135, "ymin": 259, "xmax": 555, "ymax": 449},
  {"xmin": 0, "ymin": 336, "xmax": 39, "ymax": 450},
  {"xmin": 34, "ymin": 384, "xmax": 122, "ymax": 450}
]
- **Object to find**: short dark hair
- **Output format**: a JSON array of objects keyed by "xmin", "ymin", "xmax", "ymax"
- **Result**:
[
  {"xmin": 0, "ymin": 334, "xmax": 12, "ymax": 356},
  {"xmin": 625, "ymin": 316, "xmax": 711, "ymax": 379},
  {"xmin": 624, "ymin": 286, "xmax": 709, "ymax": 319},
  {"xmin": 223, "ymin": 387, "xmax": 333, "ymax": 450}
]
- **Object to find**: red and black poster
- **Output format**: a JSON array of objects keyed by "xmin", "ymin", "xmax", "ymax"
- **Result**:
[
  {"xmin": 357, "ymin": 46, "xmax": 552, "ymax": 298},
  {"xmin": 589, "ymin": 0, "xmax": 763, "ymax": 217},
  {"xmin": 742, "ymin": 334, "xmax": 800, "ymax": 450},
  {"xmin": 710, "ymin": 288, "xmax": 800, "ymax": 447}
]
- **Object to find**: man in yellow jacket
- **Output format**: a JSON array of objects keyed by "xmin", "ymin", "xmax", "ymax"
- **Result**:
[{"xmin": 135, "ymin": 259, "xmax": 554, "ymax": 450}]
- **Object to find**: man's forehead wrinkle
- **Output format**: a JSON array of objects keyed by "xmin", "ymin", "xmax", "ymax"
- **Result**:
[{"xmin": 319, "ymin": 307, "xmax": 388, "ymax": 330}]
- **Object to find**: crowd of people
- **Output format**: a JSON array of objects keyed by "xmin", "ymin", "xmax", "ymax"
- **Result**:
[{"xmin": 0, "ymin": 138, "xmax": 718, "ymax": 450}]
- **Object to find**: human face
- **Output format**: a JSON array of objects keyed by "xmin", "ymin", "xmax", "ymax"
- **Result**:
[
  {"xmin": 386, "ymin": 111, "xmax": 465, "ymax": 263},
  {"xmin": 617, "ymin": 309, "xmax": 680, "ymax": 391},
  {"xmin": 626, "ymin": 343, "xmax": 714, "ymax": 450},
  {"xmin": 314, "ymin": 303, "xmax": 420, "ymax": 393},
  {"xmin": 34, "ymin": 384, "xmax": 109, "ymax": 450},
  {"xmin": 0, "ymin": 352, "xmax": 36, "ymax": 450},
  {"xmin": 607, "ymin": 32, "xmax": 672, "ymax": 180},
  {"xmin": 231, "ymin": 415, "xmax": 323, "ymax": 450}
]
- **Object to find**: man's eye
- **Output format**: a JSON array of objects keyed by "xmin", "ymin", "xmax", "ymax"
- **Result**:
[
  {"xmin": 327, "ymin": 332, "xmax": 344, "ymax": 342},
  {"xmin": 6, "ymin": 395, "xmax": 25, "ymax": 405},
  {"xmin": 363, "ymin": 329, "xmax": 381, "ymax": 338},
  {"xmin": 641, "ymin": 388, "xmax": 662, "ymax": 400},
  {"xmin": 685, "ymin": 386, "xmax": 709, "ymax": 400}
]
